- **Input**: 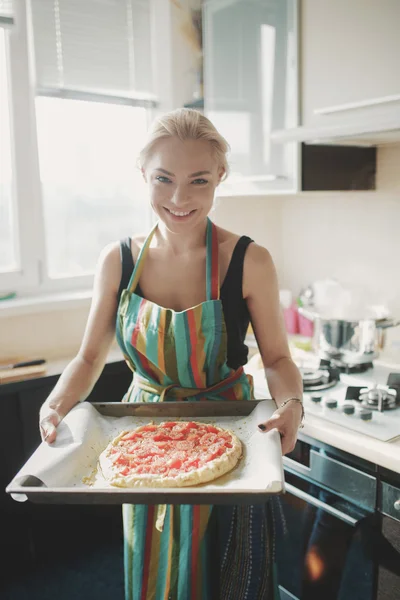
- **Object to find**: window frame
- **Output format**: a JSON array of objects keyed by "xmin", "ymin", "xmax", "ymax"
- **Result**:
[{"xmin": 0, "ymin": 0, "xmax": 171, "ymax": 299}]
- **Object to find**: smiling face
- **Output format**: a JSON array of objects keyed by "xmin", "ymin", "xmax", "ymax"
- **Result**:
[{"xmin": 142, "ymin": 137, "xmax": 224, "ymax": 232}]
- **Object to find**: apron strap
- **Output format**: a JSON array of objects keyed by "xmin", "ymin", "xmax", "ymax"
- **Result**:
[
  {"xmin": 127, "ymin": 221, "xmax": 158, "ymax": 293},
  {"xmin": 206, "ymin": 218, "xmax": 220, "ymax": 301}
]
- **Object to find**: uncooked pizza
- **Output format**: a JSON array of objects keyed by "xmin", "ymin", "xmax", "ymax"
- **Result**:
[{"xmin": 98, "ymin": 420, "xmax": 242, "ymax": 488}]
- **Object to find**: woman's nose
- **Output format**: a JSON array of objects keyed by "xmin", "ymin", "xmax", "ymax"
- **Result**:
[{"xmin": 171, "ymin": 186, "xmax": 189, "ymax": 206}]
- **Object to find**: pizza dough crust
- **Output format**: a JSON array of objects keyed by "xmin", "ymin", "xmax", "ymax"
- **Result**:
[{"xmin": 98, "ymin": 421, "xmax": 243, "ymax": 488}]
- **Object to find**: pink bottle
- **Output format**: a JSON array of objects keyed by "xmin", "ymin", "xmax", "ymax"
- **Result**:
[
  {"xmin": 298, "ymin": 311, "xmax": 314, "ymax": 337},
  {"xmin": 280, "ymin": 290, "xmax": 299, "ymax": 335}
]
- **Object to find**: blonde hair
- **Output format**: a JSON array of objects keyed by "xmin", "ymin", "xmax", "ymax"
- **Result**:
[{"xmin": 138, "ymin": 108, "xmax": 230, "ymax": 180}]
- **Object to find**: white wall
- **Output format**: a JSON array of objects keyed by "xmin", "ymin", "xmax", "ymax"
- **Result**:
[{"xmin": 0, "ymin": 306, "xmax": 90, "ymax": 362}]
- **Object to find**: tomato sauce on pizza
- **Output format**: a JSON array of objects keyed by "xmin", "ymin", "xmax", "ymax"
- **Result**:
[{"xmin": 98, "ymin": 420, "xmax": 242, "ymax": 488}]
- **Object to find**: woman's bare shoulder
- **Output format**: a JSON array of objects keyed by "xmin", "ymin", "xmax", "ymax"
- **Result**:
[
  {"xmin": 94, "ymin": 241, "xmax": 122, "ymax": 293},
  {"xmin": 130, "ymin": 233, "xmax": 148, "ymax": 261},
  {"xmin": 215, "ymin": 225, "xmax": 271, "ymax": 264},
  {"xmin": 244, "ymin": 241, "xmax": 274, "ymax": 267},
  {"xmin": 215, "ymin": 225, "xmax": 242, "ymax": 253},
  {"xmin": 242, "ymin": 242, "xmax": 277, "ymax": 299}
]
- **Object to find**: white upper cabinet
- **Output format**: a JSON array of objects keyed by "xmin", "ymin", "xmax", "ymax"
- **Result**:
[
  {"xmin": 301, "ymin": 0, "xmax": 400, "ymax": 128},
  {"xmin": 202, "ymin": 0, "xmax": 299, "ymax": 195}
]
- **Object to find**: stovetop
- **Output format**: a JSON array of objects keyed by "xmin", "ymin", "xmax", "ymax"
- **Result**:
[{"xmin": 252, "ymin": 357, "xmax": 400, "ymax": 442}]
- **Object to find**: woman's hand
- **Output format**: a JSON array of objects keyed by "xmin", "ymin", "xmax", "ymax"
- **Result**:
[
  {"xmin": 258, "ymin": 401, "xmax": 303, "ymax": 455},
  {"xmin": 39, "ymin": 404, "xmax": 62, "ymax": 444}
]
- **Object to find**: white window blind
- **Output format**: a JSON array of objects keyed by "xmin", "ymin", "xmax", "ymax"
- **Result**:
[
  {"xmin": 0, "ymin": 0, "xmax": 14, "ymax": 27},
  {"xmin": 30, "ymin": 0, "xmax": 155, "ymax": 104}
]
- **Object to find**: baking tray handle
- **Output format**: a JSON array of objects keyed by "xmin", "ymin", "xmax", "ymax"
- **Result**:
[{"xmin": 7, "ymin": 475, "xmax": 46, "ymax": 503}]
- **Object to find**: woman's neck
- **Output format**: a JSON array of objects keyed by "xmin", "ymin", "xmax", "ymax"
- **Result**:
[{"xmin": 154, "ymin": 218, "xmax": 210, "ymax": 256}]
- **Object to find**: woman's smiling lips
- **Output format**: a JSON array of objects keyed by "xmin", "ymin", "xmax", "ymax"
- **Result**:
[{"xmin": 164, "ymin": 207, "xmax": 196, "ymax": 220}]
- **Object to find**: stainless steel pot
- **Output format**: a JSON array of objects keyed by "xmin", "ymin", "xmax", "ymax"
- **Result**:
[{"xmin": 297, "ymin": 307, "xmax": 400, "ymax": 365}]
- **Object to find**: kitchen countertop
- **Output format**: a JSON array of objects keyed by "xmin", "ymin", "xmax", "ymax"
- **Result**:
[
  {"xmin": 0, "ymin": 347, "xmax": 127, "ymax": 394},
  {"xmin": 299, "ymin": 410, "xmax": 400, "ymax": 474}
]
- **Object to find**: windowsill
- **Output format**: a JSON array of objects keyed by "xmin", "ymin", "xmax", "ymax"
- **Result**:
[{"xmin": 0, "ymin": 289, "xmax": 92, "ymax": 318}]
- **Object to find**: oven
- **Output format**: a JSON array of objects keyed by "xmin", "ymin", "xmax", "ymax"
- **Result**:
[
  {"xmin": 376, "ymin": 473, "xmax": 400, "ymax": 599},
  {"xmin": 275, "ymin": 435, "xmax": 378, "ymax": 600},
  {"xmin": 251, "ymin": 356, "xmax": 400, "ymax": 598}
]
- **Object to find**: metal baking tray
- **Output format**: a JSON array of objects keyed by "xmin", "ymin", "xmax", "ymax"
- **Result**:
[{"xmin": 6, "ymin": 400, "xmax": 284, "ymax": 505}]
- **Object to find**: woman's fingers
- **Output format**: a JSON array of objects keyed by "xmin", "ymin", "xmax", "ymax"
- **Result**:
[
  {"xmin": 41, "ymin": 421, "xmax": 57, "ymax": 444},
  {"xmin": 258, "ymin": 413, "xmax": 280, "ymax": 432},
  {"xmin": 39, "ymin": 407, "xmax": 61, "ymax": 444},
  {"xmin": 258, "ymin": 413, "xmax": 297, "ymax": 455}
]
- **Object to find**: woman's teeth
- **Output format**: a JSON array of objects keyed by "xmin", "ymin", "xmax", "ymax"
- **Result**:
[{"xmin": 168, "ymin": 209, "xmax": 192, "ymax": 217}]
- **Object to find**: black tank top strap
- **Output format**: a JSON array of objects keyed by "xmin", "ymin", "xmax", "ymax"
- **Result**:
[
  {"xmin": 220, "ymin": 235, "xmax": 254, "ymax": 370},
  {"xmin": 221, "ymin": 235, "xmax": 253, "ymax": 295},
  {"xmin": 117, "ymin": 237, "xmax": 134, "ymax": 302}
]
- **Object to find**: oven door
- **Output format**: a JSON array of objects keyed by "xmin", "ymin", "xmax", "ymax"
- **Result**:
[{"xmin": 275, "ymin": 448, "xmax": 377, "ymax": 600}]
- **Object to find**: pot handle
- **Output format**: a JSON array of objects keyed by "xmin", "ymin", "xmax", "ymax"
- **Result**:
[
  {"xmin": 297, "ymin": 306, "xmax": 318, "ymax": 322},
  {"xmin": 376, "ymin": 319, "xmax": 400, "ymax": 329}
]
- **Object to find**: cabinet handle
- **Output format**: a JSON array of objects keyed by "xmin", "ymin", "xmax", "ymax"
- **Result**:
[
  {"xmin": 314, "ymin": 93, "xmax": 400, "ymax": 115},
  {"xmin": 227, "ymin": 174, "xmax": 288, "ymax": 183},
  {"xmin": 394, "ymin": 500, "xmax": 400, "ymax": 511},
  {"xmin": 284, "ymin": 482, "xmax": 359, "ymax": 526}
]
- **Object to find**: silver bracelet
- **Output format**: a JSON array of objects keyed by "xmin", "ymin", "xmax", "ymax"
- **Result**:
[{"xmin": 278, "ymin": 397, "xmax": 305, "ymax": 428}]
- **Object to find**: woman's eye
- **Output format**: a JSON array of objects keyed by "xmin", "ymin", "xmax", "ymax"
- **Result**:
[
  {"xmin": 155, "ymin": 176, "xmax": 172, "ymax": 184},
  {"xmin": 192, "ymin": 178, "xmax": 208, "ymax": 185}
]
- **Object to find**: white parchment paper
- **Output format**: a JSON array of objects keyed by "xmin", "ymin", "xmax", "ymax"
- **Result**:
[{"xmin": 11, "ymin": 400, "xmax": 285, "ymax": 497}]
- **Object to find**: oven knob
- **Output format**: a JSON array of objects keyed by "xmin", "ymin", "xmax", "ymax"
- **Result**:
[
  {"xmin": 310, "ymin": 395, "xmax": 322, "ymax": 403},
  {"xmin": 343, "ymin": 404, "xmax": 355, "ymax": 415},
  {"xmin": 360, "ymin": 409, "xmax": 373, "ymax": 421},
  {"xmin": 325, "ymin": 399, "xmax": 338, "ymax": 409}
]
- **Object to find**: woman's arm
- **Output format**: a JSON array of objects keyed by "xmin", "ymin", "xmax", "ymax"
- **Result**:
[
  {"xmin": 39, "ymin": 242, "xmax": 122, "ymax": 443},
  {"xmin": 243, "ymin": 243, "xmax": 303, "ymax": 454}
]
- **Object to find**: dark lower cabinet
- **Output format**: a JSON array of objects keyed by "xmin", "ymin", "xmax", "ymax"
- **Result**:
[
  {"xmin": 0, "ymin": 360, "xmax": 132, "ymax": 597},
  {"xmin": 377, "ymin": 515, "xmax": 400, "ymax": 599}
]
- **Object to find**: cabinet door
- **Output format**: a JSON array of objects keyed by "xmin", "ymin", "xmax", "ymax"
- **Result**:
[
  {"xmin": 301, "ymin": 0, "xmax": 400, "ymax": 128},
  {"xmin": 203, "ymin": 0, "xmax": 299, "ymax": 194}
]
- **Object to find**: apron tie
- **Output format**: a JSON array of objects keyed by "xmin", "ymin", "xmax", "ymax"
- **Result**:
[{"xmin": 132, "ymin": 367, "xmax": 249, "ymax": 402}]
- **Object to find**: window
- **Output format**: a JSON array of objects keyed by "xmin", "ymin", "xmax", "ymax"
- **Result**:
[
  {"xmin": 0, "ymin": 0, "xmax": 158, "ymax": 296},
  {"xmin": 35, "ymin": 98, "xmax": 150, "ymax": 278},
  {"xmin": 0, "ymin": 28, "xmax": 17, "ymax": 273}
]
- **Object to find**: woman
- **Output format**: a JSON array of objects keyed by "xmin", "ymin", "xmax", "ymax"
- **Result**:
[{"xmin": 39, "ymin": 108, "xmax": 303, "ymax": 600}]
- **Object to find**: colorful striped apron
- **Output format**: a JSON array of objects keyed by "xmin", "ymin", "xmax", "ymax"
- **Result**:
[{"xmin": 116, "ymin": 218, "xmax": 278, "ymax": 600}]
